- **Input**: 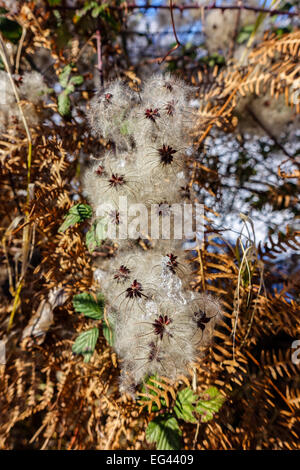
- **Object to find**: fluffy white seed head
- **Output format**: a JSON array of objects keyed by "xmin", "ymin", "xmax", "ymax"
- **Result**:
[
  {"xmin": 88, "ymin": 80, "xmax": 136, "ymax": 150},
  {"xmin": 0, "ymin": 71, "xmax": 48, "ymax": 131},
  {"xmin": 141, "ymin": 73, "xmax": 193, "ymax": 105},
  {"xmin": 85, "ymin": 74, "xmax": 221, "ymax": 392},
  {"xmin": 115, "ymin": 298, "xmax": 197, "ymax": 385},
  {"xmin": 115, "ymin": 291, "xmax": 222, "ymax": 390},
  {"xmin": 19, "ymin": 71, "xmax": 48, "ymax": 105},
  {"xmin": 83, "ymin": 151, "xmax": 146, "ymax": 209}
]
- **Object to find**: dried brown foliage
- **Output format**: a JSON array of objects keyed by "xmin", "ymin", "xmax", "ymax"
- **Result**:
[{"xmin": 0, "ymin": 2, "xmax": 299, "ymax": 450}]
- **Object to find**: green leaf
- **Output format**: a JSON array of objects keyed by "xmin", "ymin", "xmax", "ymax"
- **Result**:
[
  {"xmin": 58, "ymin": 90, "xmax": 71, "ymax": 117},
  {"xmin": 242, "ymin": 24, "xmax": 256, "ymax": 33},
  {"xmin": 58, "ymin": 204, "xmax": 92, "ymax": 232},
  {"xmin": 72, "ymin": 327, "xmax": 99, "ymax": 362},
  {"xmin": 236, "ymin": 24, "xmax": 256, "ymax": 45},
  {"xmin": 69, "ymin": 75, "xmax": 84, "ymax": 86},
  {"xmin": 77, "ymin": 204, "xmax": 92, "ymax": 219},
  {"xmin": 85, "ymin": 218, "xmax": 107, "ymax": 253},
  {"xmin": 85, "ymin": 223, "xmax": 97, "ymax": 253},
  {"xmin": 59, "ymin": 64, "xmax": 72, "ymax": 88},
  {"xmin": 58, "ymin": 203, "xmax": 80, "ymax": 232},
  {"xmin": 196, "ymin": 386, "xmax": 225, "ymax": 423},
  {"xmin": 48, "ymin": 0, "xmax": 62, "ymax": 5},
  {"xmin": 174, "ymin": 386, "xmax": 225, "ymax": 424},
  {"xmin": 103, "ymin": 313, "xmax": 115, "ymax": 346},
  {"xmin": 237, "ymin": 31, "xmax": 251, "ymax": 44},
  {"xmin": 0, "ymin": 17, "xmax": 22, "ymax": 43},
  {"xmin": 95, "ymin": 217, "xmax": 108, "ymax": 241},
  {"xmin": 82, "ymin": 352, "xmax": 93, "ymax": 363},
  {"xmin": 174, "ymin": 388, "xmax": 198, "ymax": 423},
  {"xmin": 73, "ymin": 292, "xmax": 104, "ymax": 320},
  {"xmin": 91, "ymin": 4, "xmax": 107, "ymax": 18},
  {"xmin": 75, "ymin": 1, "xmax": 96, "ymax": 20},
  {"xmin": 65, "ymin": 84, "xmax": 75, "ymax": 95},
  {"xmin": 275, "ymin": 26, "xmax": 292, "ymax": 37},
  {"xmin": 146, "ymin": 415, "xmax": 182, "ymax": 450}
]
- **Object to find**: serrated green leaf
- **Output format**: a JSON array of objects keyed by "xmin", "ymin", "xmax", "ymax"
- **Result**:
[
  {"xmin": 58, "ymin": 90, "xmax": 71, "ymax": 117},
  {"xmin": 72, "ymin": 327, "xmax": 99, "ymax": 362},
  {"xmin": 73, "ymin": 292, "xmax": 104, "ymax": 320},
  {"xmin": 196, "ymin": 386, "xmax": 225, "ymax": 423},
  {"xmin": 0, "ymin": 17, "xmax": 22, "ymax": 43},
  {"xmin": 58, "ymin": 204, "xmax": 92, "ymax": 232},
  {"xmin": 77, "ymin": 203, "xmax": 92, "ymax": 219},
  {"xmin": 58, "ymin": 206, "xmax": 80, "ymax": 232},
  {"xmin": 69, "ymin": 75, "xmax": 84, "ymax": 86},
  {"xmin": 174, "ymin": 388, "xmax": 198, "ymax": 423},
  {"xmin": 0, "ymin": 7, "xmax": 8, "ymax": 14},
  {"xmin": 59, "ymin": 64, "xmax": 72, "ymax": 88},
  {"xmin": 146, "ymin": 415, "xmax": 182, "ymax": 450}
]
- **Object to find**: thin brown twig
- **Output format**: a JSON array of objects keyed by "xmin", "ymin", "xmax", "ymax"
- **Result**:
[
  {"xmin": 193, "ymin": 420, "xmax": 200, "ymax": 449},
  {"xmin": 158, "ymin": 0, "xmax": 181, "ymax": 64},
  {"xmin": 169, "ymin": 0, "xmax": 181, "ymax": 47},
  {"xmin": 49, "ymin": 3, "xmax": 299, "ymax": 17},
  {"xmin": 228, "ymin": 1, "xmax": 241, "ymax": 59}
]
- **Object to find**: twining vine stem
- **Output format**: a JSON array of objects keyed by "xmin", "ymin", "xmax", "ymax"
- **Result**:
[{"xmin": 158, "ymin": 0, "xmax": 181, "ymax": 64}]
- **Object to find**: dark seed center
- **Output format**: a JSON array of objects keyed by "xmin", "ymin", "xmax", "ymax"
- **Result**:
[
  {"xmin": 158, "ymin": 144, "xmax": 177, "ymax": 165},
  {"xmin": 109, "ymin": 173, "xmax": 125, "ymax": 187},
  {"xmin": 114, "ymin": 265, "xmax": 131, "ymax": 282},
  {"xmin": 145, "ymin": 108, "xmax": 160, "ymax": 122}
]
